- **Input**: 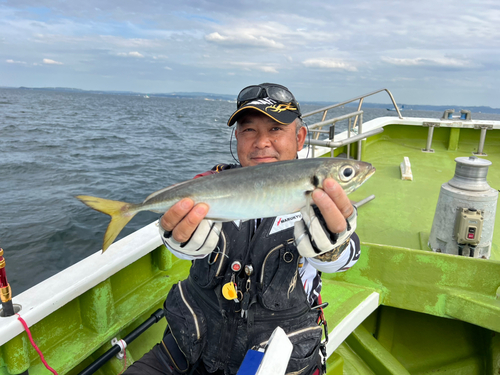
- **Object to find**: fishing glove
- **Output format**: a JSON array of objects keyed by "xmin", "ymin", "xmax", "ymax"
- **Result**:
[
  {"xmin": 294, "ymin": 205, "xmax": 357, "ymax": 260},
  {"xmin": 160, "ymin": 219, "xmax": 222, "ymax": 257}
]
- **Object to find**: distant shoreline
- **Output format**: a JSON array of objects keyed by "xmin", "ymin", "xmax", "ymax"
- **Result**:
[{"xmin": 1, "ymin": 86, "xmax": 499, "ymax": 114}]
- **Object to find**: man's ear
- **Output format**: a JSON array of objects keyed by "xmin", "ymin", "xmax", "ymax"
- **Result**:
[{"xmin": 296, "ymin": 124, "xmax": 307, "ymax": 151}]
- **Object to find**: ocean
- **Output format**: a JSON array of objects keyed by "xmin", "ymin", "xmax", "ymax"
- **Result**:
[{"xmin": 1, "ymin": 87, "xmax": 499, "ymax": 294}]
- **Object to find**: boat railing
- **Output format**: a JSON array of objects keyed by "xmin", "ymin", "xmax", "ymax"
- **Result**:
[
  {"xmin": 302, "ymin": 88, "xmax": 403, "ymax": 125},
  {"xmin": 302, "ymin": 88, "xmax": 401, "ymax": 159}
]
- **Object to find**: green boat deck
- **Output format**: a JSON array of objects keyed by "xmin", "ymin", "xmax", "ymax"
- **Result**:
[
  {"xmin": 320, "ymin": 123, "xmax": 500, "ymax": 374},
  {"xmin": 349, "ymin": 125, "xmax": 500, "ymax": 257}
]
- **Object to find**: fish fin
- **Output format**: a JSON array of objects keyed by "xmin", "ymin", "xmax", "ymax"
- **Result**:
[{"xmin": 76, "ymin": 195, "xmax": 137, "ymax": 252}]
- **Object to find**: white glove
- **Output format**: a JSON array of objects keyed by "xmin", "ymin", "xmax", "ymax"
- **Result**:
[
  {"xmin": 159, "ymin": 219, "xmax": 222, "ymax": 257},
  {"xmin": 294, "ymin": 205, "xmax": 357, "ymax": 260}
]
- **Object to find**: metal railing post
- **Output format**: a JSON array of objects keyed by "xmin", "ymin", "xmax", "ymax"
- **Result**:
[
  {"xmin": 422, "ymin": 122, "xmax": 439, "ymax": 153},
  {"xmin": 353, "ymin": 98, "xmax": 364, "ymax": 129},
  {"xmin": 346, "ymin": 117, "xmax": 352, "ymax": 159},
  {"xmin": 474, "ymin": 124, "xmax": 493, "ymax": 156},
  {"xmin": 357, "ymin": 113, "xmax": 363, "ymax": 160}
]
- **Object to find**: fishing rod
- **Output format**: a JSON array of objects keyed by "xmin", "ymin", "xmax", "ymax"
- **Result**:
[
  {"xmin": 1, "ymin": 247, "xmax": 30, "ymax": 375},
  {"xmin": 0, "ymin": 247, "xmax": 15, "ymax": 317},
  {"xmin": 78, "ymin": 308, "xmax": 165, "ymax": 375}
]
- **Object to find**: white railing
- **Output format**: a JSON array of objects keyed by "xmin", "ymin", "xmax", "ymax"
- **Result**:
[{"xmin": 302, "ymin": 89, "xmax": 401, "ymax": 159}]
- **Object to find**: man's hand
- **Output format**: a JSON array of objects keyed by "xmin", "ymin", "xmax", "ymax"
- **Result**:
[
  {"xmin": 160, "ymin": 198, "xmax": 209, "ymax": 242},
  {"xmin": 159, "ymin": 198, "xmax": 221, "ymax": 257},
  {"xmin": 294, "ymin": 177, "xmax": 357, "ymax": 259},
  {"xmin": 311, "ymin": 178, "xmax": 354, "ymax": 232}
]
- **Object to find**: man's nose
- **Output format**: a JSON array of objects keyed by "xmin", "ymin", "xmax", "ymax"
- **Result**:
[{"xmin": 254, "ymin": 132, "xmax": 272, "ymax": 148}]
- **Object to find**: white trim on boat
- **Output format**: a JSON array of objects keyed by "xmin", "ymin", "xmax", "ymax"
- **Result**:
[
  {"xmin": 0, "ymin": 221, "xmax": 163, "ymax": 346},
  {"xmin": 324, "ymin": 291, "xmax": 380, "ymax": 356}
]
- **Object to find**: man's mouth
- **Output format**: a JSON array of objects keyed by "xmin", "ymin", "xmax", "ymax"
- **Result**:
[{"xmin": 251, "ymin": 156, "xmax": 278, "ymax": 163}]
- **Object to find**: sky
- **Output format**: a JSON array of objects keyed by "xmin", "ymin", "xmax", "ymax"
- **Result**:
[{"xmin": 1, "ymin": 0, "xmax": 500, "ymax": 107}]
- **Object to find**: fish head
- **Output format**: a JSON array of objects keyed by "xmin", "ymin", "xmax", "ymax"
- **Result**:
[{"xmin": 318, "ymin": 158, "xmax": 376, "ymax": 194}]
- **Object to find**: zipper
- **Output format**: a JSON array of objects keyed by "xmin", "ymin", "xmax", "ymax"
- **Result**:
[
  {"xmin": 178, "ymin": 282, "xmax": 200, "ymax": 340},
  {"xmin": 253, "ymin": 325, "xmax": 323, "ymax": 350},
  {"xmin": 215, "ymin": 231, "xmax": 227, "ymax": 277},
  {"xmin": 259, "ymin": 238, "xmax": 295, "ymax": 286},
  {"xmin": 253, "ymin": 303, "xmax": 310, "ymax": 322},
  {"xmin": 260, "ymin": 243, "xmax": 284, "ymax": 286}
]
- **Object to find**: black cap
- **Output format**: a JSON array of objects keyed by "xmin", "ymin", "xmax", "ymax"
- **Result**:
[{"xmin": 227, "ymin": 83, "xmax": 301, "ymax": 126}]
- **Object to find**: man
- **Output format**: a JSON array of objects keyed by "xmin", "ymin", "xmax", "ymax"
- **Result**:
[{"xmin": 125, "ymin": 83, "xmax": 359, "ymax": 375}]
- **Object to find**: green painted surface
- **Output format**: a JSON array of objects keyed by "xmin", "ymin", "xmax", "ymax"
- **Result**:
[
  {"xmin": 325, "ymin": 352, "xmax": 344, "ymax": 375},
  {"xmin": 1, "ymin": 334, "xmax": 29, "ymax": 374},
  {"xmin": 325, "ymin": 244, "xmax": 500, "ymax": 332},
  {"xmin": 320, "ymin": 279, "xmax": 379, "ymax": 330},
  {"xmin": 349, "ymin": 125, "xmax": 500, "ymax": 259},
  {"xmin": 80, "ymin": 279, "xmax": 116, "ymax": 333},
  {"xmin": 448, "ymin": 127, "xmax": 460, "ymax": 151},
  {"xmin": 325, "ymin": 124, "xmax": 500, "ymax": 374},
  {"xmin": 368, "ymin": 306, "xmax": 490, "ymax": 374},
  {"xmin": 335, "ymin": 342, "xmax": 376, "ymax": 374},
  {"xmin": 154, "ymin": 245, "xmax": 173, "ymax": 271},
  {"xmin": 345, "ymin": 324, "xmax": 410, "ymax": 375}
]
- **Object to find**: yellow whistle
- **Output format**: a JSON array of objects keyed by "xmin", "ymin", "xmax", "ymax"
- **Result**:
[{"xmin": 222, "ymin": 282, "xmax": 237, "ymax": 300}]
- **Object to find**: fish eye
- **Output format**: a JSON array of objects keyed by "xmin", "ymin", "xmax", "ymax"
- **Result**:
[{"xmin": 339, "ymin": 166, "xmax": 355, "ymax": 182}]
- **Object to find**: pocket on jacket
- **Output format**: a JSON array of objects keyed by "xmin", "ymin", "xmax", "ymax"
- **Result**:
[
  {"xmin": 191, "ymin": 231, "xmax": 228, "ymax": 289},
  {"xmin": 251, "ymin": 315, "xmax": 323, "ymax": 375},
  {"xmin": 260, "ymin": 240, "xmax": 306, "ymax": 311},
  {"xmin": 164, "ymin": 281, "xmax": 207, "ymax": 364}
]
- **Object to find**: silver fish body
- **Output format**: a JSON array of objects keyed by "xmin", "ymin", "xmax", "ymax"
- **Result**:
[
  {"xmin": 77, "ymin": 158, "xmax": 375, "ymax": 251},
  {"xmin": 142, "ymin": 158, "xmax": 374, "ymax": 220}
]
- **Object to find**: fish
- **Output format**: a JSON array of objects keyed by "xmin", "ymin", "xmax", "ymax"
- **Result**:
[{"xmin": 77, "ymin": 158, "xmax": 375, "ymax": 252}]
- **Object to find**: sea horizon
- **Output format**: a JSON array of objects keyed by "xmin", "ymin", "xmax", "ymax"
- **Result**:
[{"xmin": 2, "ymin": 86, "xmax": 500, "ymax": 114}]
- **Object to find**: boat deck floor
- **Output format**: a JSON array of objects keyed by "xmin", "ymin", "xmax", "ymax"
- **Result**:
[
  {"xmin": 347, "ymin": 125, "xmax": 500, "ymax": 259},
  {"xmin": 320, "ymin": 124, "xmax": 500, "ymax": 374}
]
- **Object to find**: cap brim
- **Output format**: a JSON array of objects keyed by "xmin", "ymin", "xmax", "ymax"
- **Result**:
[{"xmin": 227, "ymin": 100, "xmax": 300, "ymax": 126}]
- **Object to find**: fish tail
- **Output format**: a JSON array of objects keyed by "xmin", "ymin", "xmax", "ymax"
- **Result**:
[{"xmin": 76, "ymin": 195, "xmax": 138, "ymax": 252}]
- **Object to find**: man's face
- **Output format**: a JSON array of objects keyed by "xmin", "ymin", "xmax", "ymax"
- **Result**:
[{"xmin": 234, "ymin": 111, "xmax": 307, "ymax": 167}]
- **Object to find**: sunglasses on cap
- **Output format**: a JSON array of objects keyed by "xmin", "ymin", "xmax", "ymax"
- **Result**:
[{"xmin": 237, "ymin": 83, "xmax": 301, "ymax": 113}]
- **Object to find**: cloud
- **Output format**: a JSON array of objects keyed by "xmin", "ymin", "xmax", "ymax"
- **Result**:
[
  {"xmin": 205, "ymin": 31, "xmax": 284, "ymax": 49},
  {"xmin": 129, "ymin": 51, "xmax": 144, "ymax": 58},
  {"xmin": 260, "ymin": 66, "xmax": 279, "ymax": 73},
  {"xmin": 203, "ymin": 19, "xmax": 337, "ymax": 52},
  {"xmin": 382, "ymin": 56, "xmax": 475, "ymax": 68},
  {"xmin": 229, "ymin": 62, "xmax": 279, "ymax": 73},
  {"xmin": 1, "ymin": 1, "xmax": 500, "ymax": 106},
  {"xmin": 43, "ymin": 58, "xmax": 63, "ymax": 65},
  {"xmin": 302, "ymin": 58, "xmax": 357, "ymax": 72},
  {"xmin": 6, "ymin": 59, "xmax": 26, "ymax": 64},
  {"xmin": 117, "ymin": 51, "xmax": 144, "ymax": 58},
  {"xmin": 98, "ymin": 36, "xmax": 162, "ymax": 49}
]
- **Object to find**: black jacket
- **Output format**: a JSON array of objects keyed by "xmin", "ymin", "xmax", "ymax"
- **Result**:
[{"xmin": 164, "ymin": 217, "xmax": 323, "ymax": 375}]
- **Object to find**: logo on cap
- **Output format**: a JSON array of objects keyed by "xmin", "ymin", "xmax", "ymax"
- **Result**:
[{"xmin": 266, "ymin": 103, "xmax": 298, "ymax": 113}]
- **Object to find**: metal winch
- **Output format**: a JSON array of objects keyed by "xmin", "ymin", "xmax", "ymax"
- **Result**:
[{"xmin": 428, "ymin": 156, "xmax": 498, "ymax": 258}]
